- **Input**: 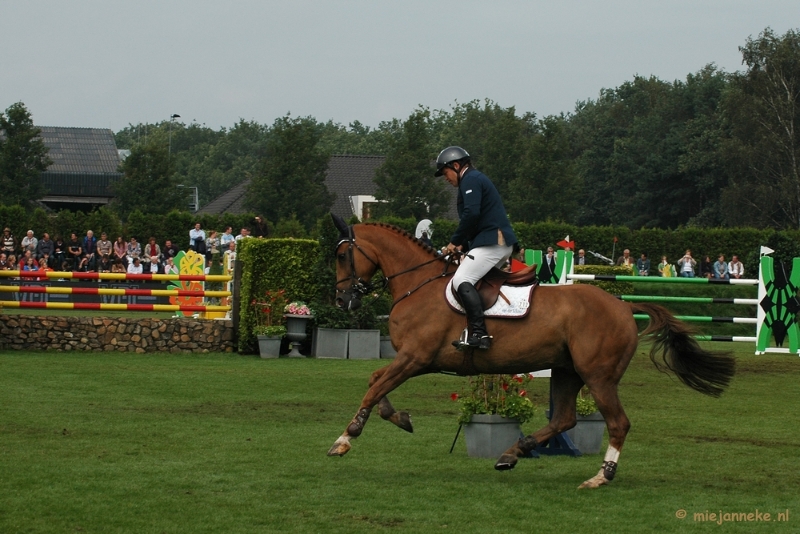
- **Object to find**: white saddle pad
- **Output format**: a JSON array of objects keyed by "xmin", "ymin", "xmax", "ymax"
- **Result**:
[{"xmin": 445, "ymin": 282, "xmax": 534, "ymax": 318}]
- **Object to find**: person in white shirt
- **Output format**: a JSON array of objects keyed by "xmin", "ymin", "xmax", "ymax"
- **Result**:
[
  {"xmin": 220, "ymin": 226, "xmax": 235, "ymax": 248},
  {"xmin": 148, "ymin": 256, "xmax": 160, "ymax": 274},
  {"xmin": 21, "ymin": 230, "xmax": 37, "ymax": 255},
  {"xmin": 127, "ymin": 257, "xmax": 143, "ymax": 274},
  {"xmin": 728, "ymin": 255, "xmax": 744, "ymax": 279},
  {"xmin": 164, "ymin": 257, "xmax": 179, "ymax": 275},
  {"xmin": 189, "ymin": 223, "xmax": 206, "ymax": 252}
]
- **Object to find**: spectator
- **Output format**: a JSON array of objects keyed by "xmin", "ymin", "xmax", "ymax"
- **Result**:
[
  {"xmin": 23, "ymin": 256, "xmax": 39, "ymax": 272},
  {"xmin": 52, "ymin": 236, "xmax": 66, "ymax": 269},
  {"xmin": 164, "ymin": 257, "xmax": 179, "ymax": 275},
  {"xmin": 163, "ymin": 239, "xmax": 179, "ymax": 260},
  {"xmin": 126, "ymin": 237, "xmax": 141, "ymax": 264},
  {"xmin": 127, "ymin": 257, "xmax": 143, "ymax": 274},
  {"xmin": 7, "ymin": 254, "xmax": 17, "ymax": 274},
  {"xmin": 235, "ymin": 227, "xmax": 249, "ymax": 242},
  {"xmin": 540, "ymin": 246, "xmax": 557, "ymax": 283},
  {"xmin": 21, "ymin": 230, "xmax": 38, "ymax": 255},
  {"xmin": 616, "ymin": 249, "xmax": 634, "ymax": 268},
  {"xmin": 0, "ymin": 252, "xmax": 8, "ymax": 270},
  {"xmin": 98, "ymin": 254, "xmax": 113, "ymax": 273},
  {"xmin": 67, "ymin": 233, "xmax": 83, "ymax": 270},
  {"xmin": 113, "ymin": 236, "xmax": 127, "ymax": 263},
  {"xmin": 111, "ymin": 258, "xmax": 126, "ymax": 273},
  {"xmin": 636, "ymin": 253, "xmax": 651, "ymax": 276},
  {"xmin": 189, "ymin": 223, "xmax": 206, "ymax": 253},
  {"xmin": 714, "ymin": 254, "xmax": 730, "ymax": 280},
  {"xmin": 205, "ymin": 230, "xmax": 220, "ymax": 260},
  {"xmin": 699, "ymin": 255, "xmax": 713, "ymax": 279},
  {"xmin": 2, "ymin": 228, "xmax": 16, "ymax": 255},
  {"xmin": 223, "ymin": 241, "xmax": 236, "ymax": 273},
  {"xmin": 19, "ymin": 251, "xmax": 38, "ymax": 269},
  {"xmin": 220, "ymin": 226, "xmax": 235, "ymax": 248},
  {"xmin": 729, "ymin": 255, "xmax": 745, "ymax": 279},
  {"xmin": 83, "ymin": 230, "xmax": 98, "ymax": 271},
  {"xmin": 658, "ymin": 255, "xmax": 676, "ymax": 277},
  {"xmin": 147, "ymin": 256, "xmax": 160, "ymax": 274},
  {"xmin": 251, "ymin": 216, "xmax": 269, "ymax": 238},
  {"xmin": 677, "ymin": 249, "xmax": 697, "ymax": 278},
  {"xmin": 39, "ymin": 252, "xmax": 52, "ymax": 271},
  {"xmin": 144, "ymin": 237, "xmax": 161, "ymax": 267},
  {"xmin": 36, "ymin": 233, "xmax": 54, "ymax": 261},
  {"xmin": 419, "ymin": 231, "xmax": 432, "ymax": 247},
  {"xmin": 97, "ymin": 233, "xmax": 113, "ymax": 258},
  {"xmin": 575, "ymin": 249, "xmax": 587, "ymax": 266}
]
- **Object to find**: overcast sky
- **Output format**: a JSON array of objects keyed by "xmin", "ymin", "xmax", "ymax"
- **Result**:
[{"xmin": 2, "ymin": 1, "xmax": 798, "ymax": 133}]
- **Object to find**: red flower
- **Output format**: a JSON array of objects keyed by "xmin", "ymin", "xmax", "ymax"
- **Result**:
[
  {"xmin": 450, "ymin": 393, "xmax": 459, "ymax": 401},
  {"xmin": 501, "ymin": 382, "xmax": 509, "ymax": 391},
  {"xmin": 519, "ymin": 390, "xmax": 527, "ymax": 397},
  {"xmin": 513, "ymin": 375, "xmax": 524, "ymax": 383}
]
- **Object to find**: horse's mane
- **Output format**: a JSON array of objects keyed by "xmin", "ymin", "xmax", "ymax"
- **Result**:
[{"xmin": 362, "ymin": 222, "xmax": 440, "ymax": 258}]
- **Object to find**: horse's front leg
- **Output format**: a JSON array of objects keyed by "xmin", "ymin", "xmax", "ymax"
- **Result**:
[{"xmin": 327, "ymin": 357, "xmax": 424, "ymax": 457}]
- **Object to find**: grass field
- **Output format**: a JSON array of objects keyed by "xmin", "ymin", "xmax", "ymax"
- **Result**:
[{"xmin": 1, "ymin": 344, "xmax": 799, "ymax": 533}]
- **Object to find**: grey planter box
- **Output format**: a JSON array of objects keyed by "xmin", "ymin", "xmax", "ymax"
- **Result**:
[
  {"xmin": 463, "ymin": 414, "xmax": 523, "ymax": 459},
  {"xmin": 565, "ymin": 412, "xmax": 606, "ymax": 454},
  {"xmin": 257, "ymin": 335, "xmax": 282, "ymax": 359},
  {"xmin": 380, "ymin": 336, "xmax": 397, "ymax": 358},
  {"xmin": 348, "ymin": 329, "xmax": 380, "ymax": 359},
  {"xmin": 311, "ymin": 328, "xmax": 349, "ymax": 359}
]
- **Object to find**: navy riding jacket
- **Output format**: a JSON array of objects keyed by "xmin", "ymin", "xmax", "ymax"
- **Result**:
[{"xmin": 450, "ymin": 168, "xmax": 517, "ymax": 251}]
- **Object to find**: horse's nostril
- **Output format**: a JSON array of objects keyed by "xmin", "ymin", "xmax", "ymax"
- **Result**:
[{"xmin": 335, "ymin": 298, "xmax": 345, "ymax": 308}]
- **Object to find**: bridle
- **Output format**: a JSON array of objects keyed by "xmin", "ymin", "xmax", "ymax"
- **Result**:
[{"xmin": 334, "ymin": 224, "xmax": 455, "ymax": 311}]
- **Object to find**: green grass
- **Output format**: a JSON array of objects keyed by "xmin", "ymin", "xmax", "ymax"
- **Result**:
[{"xmin": 1, "ymin": 344, "xmax": 799, "ymax": 533}]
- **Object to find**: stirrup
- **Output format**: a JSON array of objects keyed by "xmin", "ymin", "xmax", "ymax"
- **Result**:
[{"xmin": 452, "ymin": 328, "xmax": 492, "ymax": 351}]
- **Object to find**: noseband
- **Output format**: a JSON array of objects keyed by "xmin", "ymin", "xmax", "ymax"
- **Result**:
[{"xmin": 335, "ymin": 225, "xmax": 383, "ymax": 310}]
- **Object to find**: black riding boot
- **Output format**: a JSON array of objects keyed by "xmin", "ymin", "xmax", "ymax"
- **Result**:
[{"xmin": 454, "ymin": 282, "xmax": 492, "ymax": 350}]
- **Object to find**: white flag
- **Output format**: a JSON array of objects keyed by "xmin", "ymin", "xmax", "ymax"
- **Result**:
[{"xmin": 760, "ymin": 246, "xmax": 775, "ymax": 255}]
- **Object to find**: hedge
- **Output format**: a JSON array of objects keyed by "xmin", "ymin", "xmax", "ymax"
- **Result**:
[{"xmin": 236, "ymin": 238, "xmax": 320, "ymax": 353}]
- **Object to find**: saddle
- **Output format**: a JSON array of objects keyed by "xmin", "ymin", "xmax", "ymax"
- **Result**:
[{"xmin": 464, "ymin": 264, "xmax": 539, "ymax": 310}]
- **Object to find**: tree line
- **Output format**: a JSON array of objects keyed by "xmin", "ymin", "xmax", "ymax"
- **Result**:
[{"xmin": 1, "ymin": 27, "xmax": 799, "ymax": 231}]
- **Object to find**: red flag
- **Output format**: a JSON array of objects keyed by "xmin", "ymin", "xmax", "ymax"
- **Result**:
[
  {"xmin": 556, "ymin": 238, "xmax": 574, "ymax": 250},
  {"xmin": 510, "ymin": 259, "xmax": 527, "ymax": 272}
]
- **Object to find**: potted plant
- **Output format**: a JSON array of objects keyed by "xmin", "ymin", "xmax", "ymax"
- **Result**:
[
  {"xmin": 565, "ymin": 386, "xmax": 605, "ymax": 454},
  {"xmin": 452, "ymin": 374, "xmax": 537, "ymax": 458},
  {"xmin": 252, "ymin": 289, "xmax": 288, "ymax": 358},
  {"xmin": 283, "ymin": 301, "xmax": 313, "ymax": 357}
]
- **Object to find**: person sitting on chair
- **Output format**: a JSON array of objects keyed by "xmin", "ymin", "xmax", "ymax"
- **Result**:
[{"xmin": 437, "ymin": 146, "xmax": 518, "ymax": 351}]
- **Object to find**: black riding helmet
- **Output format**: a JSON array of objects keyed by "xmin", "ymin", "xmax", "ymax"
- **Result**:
[{"xmin": 434, "ymin": 146, "xmax": 470, "ymax": 176}]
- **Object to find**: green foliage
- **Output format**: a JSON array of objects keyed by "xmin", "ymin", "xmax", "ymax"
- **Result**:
[
  {"xmin": 244, "ymin": 115, "xmax": 333, "ymax": 230},
  {"xmin": 576, "ymin": 386, "xmax": 599, "ymax": 416},
  {"xmin": 454, "ymin": 374, "xmax": 537, "ymax": 425},
  {"xmin": 0, "ymin": 102, "xmax": 51, "ymax": 206},
  {"xmin": 252, "ymin": 325, "xmax": 287, "ymax": 338},
  {"xmin": 113, "ymin": 141, "xmax": 184, "ymax": 219},
  {"xmin": 236, "ymin": 238, "xmax": 319, "ymax": 353},
  {"xmin": 373, "ymin": 108, "xmax": 449, "ymax": 219}
]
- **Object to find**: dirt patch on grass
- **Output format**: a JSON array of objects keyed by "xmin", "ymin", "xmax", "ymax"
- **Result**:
[
  {"xmin": 734, "ymin": 360, "xmax": 798, "ymax": 375},
  {"xmin": 690, "ymin": 435, "xmax": 793, "ymax": 448}
]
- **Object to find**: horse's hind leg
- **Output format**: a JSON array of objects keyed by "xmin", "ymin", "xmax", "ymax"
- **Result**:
[
  {"xmin": 577, "ymin": 382, "xmax": 630, "ymax": 489},
  {"xmin": 495, "ymin": 368, "xmax": 585, "ymax": 470}
]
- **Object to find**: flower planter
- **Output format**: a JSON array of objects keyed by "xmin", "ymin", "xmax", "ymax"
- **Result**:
[
  {"xmin": 284, "ymin": 314, "xmax": 312, "ymax": 358},
  {"xmin": 347, "ymin": 329, "xmax": 380, "ymax": 360},
  {"xmin": 380, "ymin": 335, "xmax": 396, "ymax": 359},
  {"xmin": 565, "ymin": 412, "xmax": 606, "ymax": 454},
  {"xmin": 463, "ymin": 414, "xmax": 523, "ymax": 459},
  {"xmin": 311, "ymin": 327, "xmax": 349, "ymax": 359},
  {"xmin": 257, "ymin": 335, "xmax": 282, "ymax": 359}
]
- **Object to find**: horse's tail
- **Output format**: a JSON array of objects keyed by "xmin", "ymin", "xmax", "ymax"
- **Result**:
[{"xmin": 631, "ymin": 302, "xmax": 735, "ymax": 397}]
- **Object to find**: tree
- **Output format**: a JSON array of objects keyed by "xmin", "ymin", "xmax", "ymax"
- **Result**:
[
  {"xmin": 112, "ymin": 141, "xmax": 184, "ymax": 219},
  {"xmin": 721, "ymin": 28, "xmax": 800, "ymax": 228},
  {"xmin": 373, "ymin": 108, "xmax": 449, "ymax": 219},
  {"xmin": 244, "ymin": 115, "xmax": 333, "ymax": 229},
  {"xmin": 0, "ymin": 102, "xmax": 51, "ymax": 206}
]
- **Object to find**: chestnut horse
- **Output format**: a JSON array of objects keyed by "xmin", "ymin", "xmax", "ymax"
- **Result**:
[{"xmin": 327, "ymin": 217, "xmax": 735, "ymax": 488}]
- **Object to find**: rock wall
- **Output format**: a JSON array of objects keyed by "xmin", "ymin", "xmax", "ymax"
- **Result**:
[{"xmin": 0, "ymin": 315, "xmax": 236, "ymax": 353}]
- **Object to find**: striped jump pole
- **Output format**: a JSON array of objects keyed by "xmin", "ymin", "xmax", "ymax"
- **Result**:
[
  {"xmin": 632, "ymin": 314, "xmax": 757, "ymax": 324},
  {"xmin": 568, "ymin": 273, "xmax": 758, "ymax": 285},
  {"xmin": 0, "ymin": 270, "xmax": 231, "ymax": 282},
  {"xmin": 0, "ymin": 301, "xmax": 230, "ymax": 312},
  {"xmin": 619, "ymin": 295, "xmax": 759, "ymax": 305},
  {"xmin": 0, "ymin": 285, "xmax": 231, "ymax": 298}
]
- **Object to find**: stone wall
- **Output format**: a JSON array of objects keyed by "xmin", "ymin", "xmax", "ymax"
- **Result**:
[{"xmin": 0, "ymin": 315, "xmax": 236, "ymax": 353}]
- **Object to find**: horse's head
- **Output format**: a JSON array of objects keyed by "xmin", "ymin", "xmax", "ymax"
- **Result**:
[{"xmin": 331, "ymin": 214, "xmax": 380, "ymax": 311}]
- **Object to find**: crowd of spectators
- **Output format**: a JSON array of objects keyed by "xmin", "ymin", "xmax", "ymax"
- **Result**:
[
  {"xmin": 603, "ymin": 246, "xmax": 746, "ymax": 279},
  {"xmin": 0, "ymin": 217, "xmax": 267, "ymax": 277}
]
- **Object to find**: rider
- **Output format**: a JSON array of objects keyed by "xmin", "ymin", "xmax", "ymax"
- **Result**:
[{"xmin": 436, "ymin": 146, "xmax": 518, "ymax": 350}]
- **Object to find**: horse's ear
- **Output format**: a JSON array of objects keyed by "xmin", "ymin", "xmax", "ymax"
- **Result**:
[{"xmin": 331, "ymin": 213, "xmax": 349, "ymax": 236}]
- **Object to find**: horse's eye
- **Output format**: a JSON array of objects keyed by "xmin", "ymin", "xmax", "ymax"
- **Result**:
[{"xmin": 337, "ymin": 253, "xmax": 346, "ymax": 261}]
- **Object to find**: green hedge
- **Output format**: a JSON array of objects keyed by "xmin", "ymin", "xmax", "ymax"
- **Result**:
[{"xmin": 236, "ymin": 238, "xmax": 320, "ymax": 353}]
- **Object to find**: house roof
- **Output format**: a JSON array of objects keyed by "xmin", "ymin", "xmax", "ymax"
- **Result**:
[
  {"xmin": 197, "ymin": 153, "xmax": 458, "ymax": 220},
  {"xmin": 39, "ymin": 127, "xmax": 122, "ymax": 175}
]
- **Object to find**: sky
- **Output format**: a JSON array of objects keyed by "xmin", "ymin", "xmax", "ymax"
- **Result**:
[{"xmin": 2, "ymin": 1, "xmax": 798, "ymax": 133}]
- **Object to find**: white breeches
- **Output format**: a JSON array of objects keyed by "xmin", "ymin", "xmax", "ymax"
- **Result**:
[{"xmin": 451, "ymin": 244, "xmax": 514, "ymax": 288}]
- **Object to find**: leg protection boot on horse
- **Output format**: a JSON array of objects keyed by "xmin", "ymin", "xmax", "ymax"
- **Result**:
[{"xmin": 454, "ymin": 282, "xmax": 492, "ymax": 350}]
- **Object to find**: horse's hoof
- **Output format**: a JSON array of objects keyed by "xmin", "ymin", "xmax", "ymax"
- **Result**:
[
  {"xmin": 494, "ymin": 454, "xmax": 518, "ymax": 471},
  {"xmin": 393, "ymin": 411, "xmax": 414, "ymax": 433},
  {"xmin": 578, "ymin": 472, "xmax": 608, "ymax": 489},
  {"xmin": 327, "ymin": 436, "xmax": 351, "ymax": 457}
]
